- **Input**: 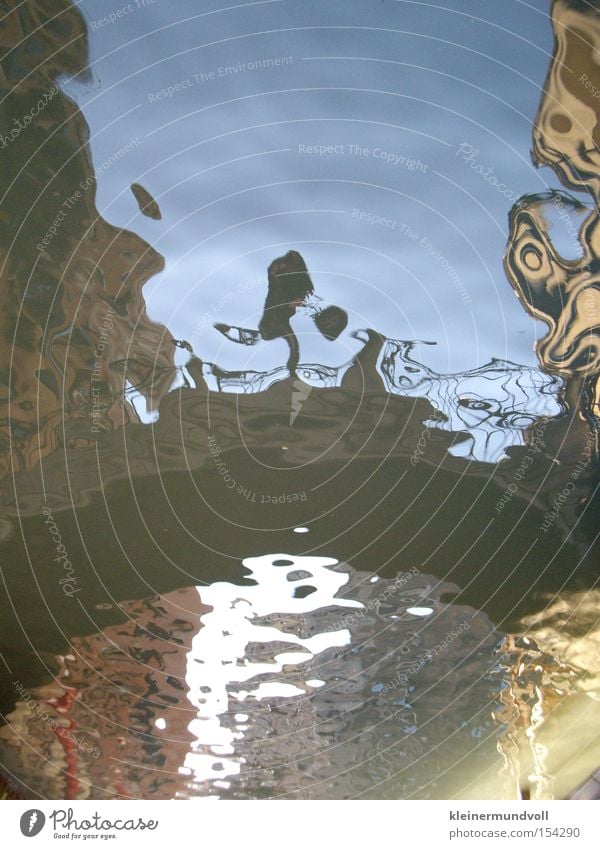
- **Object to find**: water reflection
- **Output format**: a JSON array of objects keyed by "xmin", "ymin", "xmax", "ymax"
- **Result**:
[
  {"xmin": 0, "ymin": 0, "xmax": 599, "ymax": 802},
  {"xmin": 0, "ymin": 559, "xmax": 504, "ymax": 800},
  {"xmin": 533, "ymin": 0, "xmax": 600, "ymax": 200},
  {"xmin": 505, "ymin": 191, "xmax": 600, "ymax": 426},
  {"xmin": 0, "ymin": 0, "xmax": 176, "ymax": 484},
  {"xmin": 201, "ymin": 310, "xmax": 564, "ymax": 464},
  {"xmin": 182, "ymin": 553, "xmax": 360, "ymax": 789}
]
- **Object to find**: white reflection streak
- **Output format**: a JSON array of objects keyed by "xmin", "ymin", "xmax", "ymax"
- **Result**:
[{"xmin": 182, "ymin": 554, "xmax": 362, "ymax": 787}]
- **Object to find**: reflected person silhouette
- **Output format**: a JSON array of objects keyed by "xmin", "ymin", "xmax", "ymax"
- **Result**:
[{"xmin": 214, "ymin": 250, "xmax": 348, "ymax": 376}]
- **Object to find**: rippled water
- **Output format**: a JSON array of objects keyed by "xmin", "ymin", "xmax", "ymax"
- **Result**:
[{"xmin": 0, "ymin": 0, "xmax": 599, "ymax": 800}]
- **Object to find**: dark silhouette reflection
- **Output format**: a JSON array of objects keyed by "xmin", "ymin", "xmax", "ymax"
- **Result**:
[
  {"xmin": 0, "ymin": 0, "xmax": 599, "ymax": 803},
  {"xmin": 130, "ymin": 182, "xmax": 162, "ymax": 220},
  {"xmin": 214, "ymin": 250, "xmax": 348, "ymax": 374},
  {"xmin": 259, "ymin": 250, "xmax": 315, "ymax": 343},
  {"xmin": 0, "ymin": 0, "xmax": 176, "ymax": 487}
]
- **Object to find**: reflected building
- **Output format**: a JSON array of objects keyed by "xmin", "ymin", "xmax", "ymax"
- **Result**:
[
  {"xmin": 508, "ymin": 0, "xmax": 600, "ymax": 430},
  {"xmin": 500, "ymin": 0, "xmax": 600, "ymax": 799},
  {"xmin": 505, "ymin": 192, "xmax": 600, "ymax": 429},
  {"xmin": 0, "ymin": 557, "xmax": 507, "ymax": 800},
  {"xmin": 0, "ymin": 0, "xmax": 176, "ymax": 484}
]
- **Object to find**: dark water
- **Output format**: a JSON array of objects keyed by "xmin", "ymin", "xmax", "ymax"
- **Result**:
[{"xmin": 0, "ymin": 0, "xmax": 599, "ymax": 800}]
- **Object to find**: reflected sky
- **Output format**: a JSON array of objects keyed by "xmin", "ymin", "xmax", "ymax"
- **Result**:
[{"xmin": 64, "ymin": 0, "xmax": 558, "ymax": 374}]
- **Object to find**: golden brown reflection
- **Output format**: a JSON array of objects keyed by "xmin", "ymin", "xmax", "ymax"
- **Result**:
[
  {"xmin": 507, "ymin": 0, "xmax": 600, "ymax": 428},
  {"xmin": 492, "ymin": 591, "xmax": 600, "ymax": 801},
  {"xmin": 500, "ymin": 0, "xmax": 600, "ymax": 799},
  {"xmin": 533, "ymin": 0, "xmax": 600, "ymax": 200}
]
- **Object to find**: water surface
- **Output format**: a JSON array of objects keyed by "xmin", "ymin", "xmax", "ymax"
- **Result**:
[{"xmin": 0, "ymin": 0, "xmax": 599, "ymax": 801}]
